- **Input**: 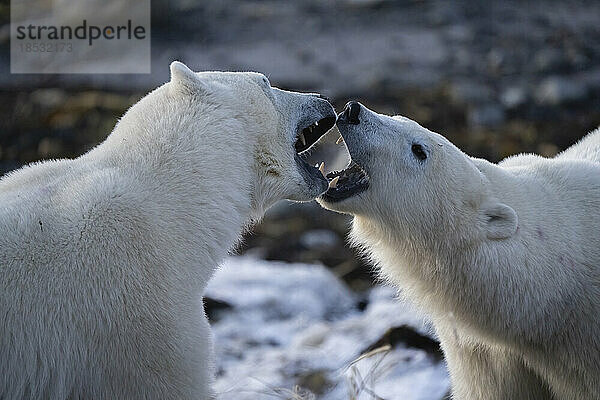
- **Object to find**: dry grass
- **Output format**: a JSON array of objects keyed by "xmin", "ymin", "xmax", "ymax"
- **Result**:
[
  {"xmin": 345, "ymin": 345, "xmax": 393, "ymax": 400},
  {"xmin": 219, "ymin": 378, "xmax": 316, "ymax": 400},
  {"xmin": 218, "ymin": 345, "xmax": 395, "ymax": 399}
]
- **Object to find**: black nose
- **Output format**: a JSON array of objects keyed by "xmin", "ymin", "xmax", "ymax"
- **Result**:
[{"xmin": 340, "ymin": 101, "xmax": 361, "ymax": 125}]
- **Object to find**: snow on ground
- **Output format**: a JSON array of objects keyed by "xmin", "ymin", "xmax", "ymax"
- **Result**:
[{"xmin": 206, "ymin": 256, "xmax": 450, "ymax": 399}]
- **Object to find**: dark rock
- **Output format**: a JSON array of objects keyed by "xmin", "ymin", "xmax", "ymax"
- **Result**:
[
  {"xmin": 363, "ymin": 325, "xmax": 443, "ymax": 361},
  {"xmin": 203, "ymin": 296, "xmax": 233, "ymax": 322}
]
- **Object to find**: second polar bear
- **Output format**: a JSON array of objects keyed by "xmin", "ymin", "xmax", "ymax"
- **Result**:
[
  {"xmin": 0, "ymin": 62, "xmax": 336, "ymax": 399},
  {"xmin": 319, "ymin": 102, "xmax": 600, "ymax": 399}
]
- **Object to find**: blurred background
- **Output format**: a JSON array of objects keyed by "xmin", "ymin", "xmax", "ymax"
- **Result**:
[{"xmin": 1, "ymin": 1, "xmax": 599, "ymax": 398}]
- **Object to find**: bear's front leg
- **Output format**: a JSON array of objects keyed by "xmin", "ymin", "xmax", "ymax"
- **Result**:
[
  {"xmin": 438, "ymin": 329, "xmax": 554, "ymax": 400},
  {"xmin": 85, "ymin": 306, "xmax": 216, "ymax": 400}
]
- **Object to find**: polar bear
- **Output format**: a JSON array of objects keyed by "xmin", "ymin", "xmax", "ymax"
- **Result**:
[
  {"xmin": 0, "ymin": 61, "xmax": 336, "ymax": 399},
  {"xmin": 318, "ymin": 102, "xmax": 600, "ymax": 399}
]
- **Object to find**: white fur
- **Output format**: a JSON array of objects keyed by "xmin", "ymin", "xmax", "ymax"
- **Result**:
[
  {"xmin": 0, "ymin": 61, "xmax": 333, "ymax": 399},
  {"xmin": 319, "ymin": 105, "xmax": 600, "ymax": 399}
]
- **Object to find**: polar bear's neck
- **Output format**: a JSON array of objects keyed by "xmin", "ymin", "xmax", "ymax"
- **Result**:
[
  {"xmin": 85, "ymin": 86, "xmax": 257, "ymax": 287},
  {"xmin": 351, "ymin": 160, "xmax": 589, "ymax": 343}
]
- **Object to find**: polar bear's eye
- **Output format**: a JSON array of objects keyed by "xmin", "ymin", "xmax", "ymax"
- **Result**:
[{"xmin": 411, "ymin": 143, "xmax": 427, "ymax": 161}]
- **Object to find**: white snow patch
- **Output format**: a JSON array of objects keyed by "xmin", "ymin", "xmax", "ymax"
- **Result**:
[{"xmin": 206, "ymin": 256, "xmax": 450, "ymax": 399}]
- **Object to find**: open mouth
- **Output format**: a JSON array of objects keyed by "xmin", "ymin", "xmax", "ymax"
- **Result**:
[
  {"xmin": 294, "ymin": 116, "xmax": 337, "ymax": 154},
  {"xmin": 320, "ymin": 160, "xmax": 369, "ymax": 202},
  {"xmin": 319, "ymin": 101, "xmax": 369, "ymax": 202},
  {"xmin": 294, "ymin": 115, "xmax": 336, "ymax": 185}
]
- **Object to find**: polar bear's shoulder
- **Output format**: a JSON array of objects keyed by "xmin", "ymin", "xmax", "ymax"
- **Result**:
[
  {"xmin": 0, "ymin": 158, "xmax": 73, "ymax": 193},
  {"xmin": 498, "ymin": 127, "xmax": 600, "ymax": 169},
  {"xmin": 498, "ymin": 152, "xmax": 545, "ymax": 168},
  {"xmin": 493, "ymin": 152, "xmax": 600, "ymax": 206},
  {"xmin": 0, "ymin": 158, "xmax": 146, "ymax": 247},
  {"xmin": 556, "ymin": 127, "xmax": 600, "ymax": 164},
  {"xmin": 500, "ymin": 152, "xmax": 600, "ymax": 180}
]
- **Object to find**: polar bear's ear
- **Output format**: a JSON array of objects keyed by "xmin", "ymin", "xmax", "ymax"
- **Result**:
[
  {"xmin": 482, "ymin": 202, "xmax": 518, "ymax": 240},
  {"xmin": 169, "ymin": 61, "xmax": 207, "ymax": 92}
]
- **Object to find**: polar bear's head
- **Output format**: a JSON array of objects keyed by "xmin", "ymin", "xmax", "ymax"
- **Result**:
[
  {"xmin": 318, "ymin": 102, "xmax": 518, "ymax": 244},
  {"xmin": 165, "ymin": 62, "xmax": 336, "ymax": 213}
]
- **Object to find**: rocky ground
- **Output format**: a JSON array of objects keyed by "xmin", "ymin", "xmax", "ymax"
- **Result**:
[{"xmin": 206, "ymin": 257, "xmax": 450, "ymax": 400}]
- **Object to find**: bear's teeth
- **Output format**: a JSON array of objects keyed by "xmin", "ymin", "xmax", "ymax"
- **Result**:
[
  {"xmin": 315, "ymin": 121, "xmax": 319, "ymax": 126},
  {"xmin": 336, "ymin": 135, "xmax": 344, "ymax": 145},
  {"xmin": 329, "ymin": 176, "xmax": 339, "ymax": 189},
  {"xmin": 299, "ymin": 133, "xmax": 306, "ymax": 146},
  {"xmin": 319, "ymin": 162, "xmax": 326, "ymax": 177}
]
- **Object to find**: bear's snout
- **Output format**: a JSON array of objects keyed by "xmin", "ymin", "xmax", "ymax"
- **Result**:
[{"xmin": 338, "ymin": 101, "xmax": 361, "ymax": 125}]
